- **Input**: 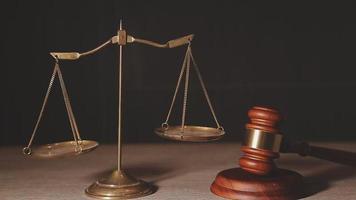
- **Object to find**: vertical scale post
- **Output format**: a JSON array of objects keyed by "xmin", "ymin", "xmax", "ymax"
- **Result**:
[
  {"xmin": 117, "ymin": 20, "xmax": 123, "ymax": 171},
  {"xmin": 85, "ymin": 20, "xmax": 153, "ymax": 199},
  {"xmin": 117, "ymin": 19, "xmax": 127, "ymax": 171}
]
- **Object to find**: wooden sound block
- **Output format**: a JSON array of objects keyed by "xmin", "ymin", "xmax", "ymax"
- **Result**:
[{"xmin": 211, "ymin": 168, "xmax": 304, "ymax": 200}]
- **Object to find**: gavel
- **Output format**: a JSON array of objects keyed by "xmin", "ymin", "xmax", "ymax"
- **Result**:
[
  {"xmin": 211, "ymin": 106, "xmax": 356, "ymax": 200},
  {"xmin": 240, "ymin": 106, "xmax": 356, "ymax": 175}
]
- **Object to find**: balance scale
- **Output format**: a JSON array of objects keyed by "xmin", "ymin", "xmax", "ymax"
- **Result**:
[{"xmin": 23, "ymin": 21, "xmax": 225, "ymax": 199}]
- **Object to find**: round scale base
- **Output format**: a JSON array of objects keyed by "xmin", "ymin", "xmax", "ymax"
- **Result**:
[
  {"xmin": 211, "ymin": 168, "xmax": 304, "ymax": 200},
  {"xmin": 25, "ymin": 140, "xmax": 98, "ymax": 159},
  {"xmin": 154, "ymin": 125, "xmax": 224, "ymax": 142},
  {"xmin": 85, "ymin": 170, "xmax": 154, "ymax": 199}
]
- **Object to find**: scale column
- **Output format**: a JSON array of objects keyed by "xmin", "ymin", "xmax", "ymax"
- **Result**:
[
  {"xmin": 85, "ymin": 20, "xmax": 154, "ymax": 199},
  {"xmin": 117, "ymin": 20, "xmax": 126, "ymax": 171}
]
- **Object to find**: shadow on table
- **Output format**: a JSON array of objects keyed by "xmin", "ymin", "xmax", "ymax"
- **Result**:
[
  {"xmin": 301, "ymin": 165, "xmax": 356, "ymax": 199},
  {"xmin": 84, "ymin": 161, "xmax": 191, "ymax": 185}
]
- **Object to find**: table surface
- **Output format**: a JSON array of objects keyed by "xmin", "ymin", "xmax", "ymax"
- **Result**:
[{"xmin": 1, "ymin": 142, "xmax": 356, "ymax": 200}]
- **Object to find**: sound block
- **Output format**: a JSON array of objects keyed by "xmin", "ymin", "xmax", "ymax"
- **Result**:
[{"xmin": 211, "ymin": 168, "xmax": 304, "ymax": 200}]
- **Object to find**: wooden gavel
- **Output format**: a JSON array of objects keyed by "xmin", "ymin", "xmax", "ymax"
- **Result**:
[
  {"xmin": 211, "ymin": 106, "xmax": 356, "ymax": 199},
  {"xmin": 240, "ymin": 106, "xmax": 356, "ymax": 175}
]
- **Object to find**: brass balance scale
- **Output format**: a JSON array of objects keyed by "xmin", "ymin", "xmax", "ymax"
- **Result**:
[{"xmin": 23, "ymin": 21, "xmax": 224, "ymax": 199}]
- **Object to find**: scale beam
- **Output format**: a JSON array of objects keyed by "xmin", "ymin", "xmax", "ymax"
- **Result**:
[
  {"xmin": 128, "ymin": 34, "xmax": 194, "ymax": 48},
  {"xmin": 50, "ymin": 33, "xmax": 194, "ymax": 60}
]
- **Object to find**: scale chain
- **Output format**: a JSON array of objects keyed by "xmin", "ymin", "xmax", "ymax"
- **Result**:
[
  {"xmin": 23, "ymin": 60, "xmax": 83, "ymax": 155},
  {"xmin": 56, "ymin": 63, "xmax": 82, "ymax": 151},
  {"xmin": 181, "ymin": 46, "xmax": 191, "ymax": 132},
  {"xmin": 188, "ymin": 47, "xmax": 222, "ymax": 129},
  {"xmin": 23, "ymin": 63, "xmax": 58, "ymax": 154},
  {"xmin": 163, "ymin": 44, "xmax": 223, "ymax": 131},
  {"xmin": 163, "ymin": 46, "xmax": 190, "ymax": 127}
]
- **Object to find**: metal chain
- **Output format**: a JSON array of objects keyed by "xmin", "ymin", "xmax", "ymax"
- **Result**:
[
  {"xmin": 188, "ymin": 47, "xmax": 223, "ymax": 129},
  {"xmin": 56, "ymin": 64, "xmax": 82, "ymax": 151},
  {"xmin": 181, "ymin": 45, "xmax": 191, "ymax": 132},
  {"xmin": 56, "ymin": 64, "xmax": 81, "ymax": 140},
  {"xmin": 22, "ymin": 60, "xmax": 84, "ymax": 155},
  {"xmin": 162, "ymin": 44, "xmax": 222, "ymax": 131},
  {"xmin": 23, "ymin": 61, "xmax": 59, "ymax": 155},
  {"xmin": 162, "ymin": 46, "xmax": 190, "ymax": 128}
]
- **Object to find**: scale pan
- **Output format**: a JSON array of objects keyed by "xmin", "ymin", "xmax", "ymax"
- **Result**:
[
  {"xmin": 155, "ymin": 125, "xmax": 224, "ymax": 142},
  {"xmin": 25, "ymin": 140, "xmax": 99, "ymax": 159}
]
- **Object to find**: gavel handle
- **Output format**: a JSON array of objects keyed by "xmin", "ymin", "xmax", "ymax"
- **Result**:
[{"xmin": 280, "ymin": 140, "xmax": 356, "ymax": 167}]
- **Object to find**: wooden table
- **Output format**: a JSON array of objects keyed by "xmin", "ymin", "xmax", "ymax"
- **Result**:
[{"xmin": 1, "ymin": 143, "xmax": 356, "ymax": 199}]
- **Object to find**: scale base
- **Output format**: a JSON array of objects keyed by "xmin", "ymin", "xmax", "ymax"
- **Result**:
[
  {"xmin": 211, "ymin": 168, "xmax": 304, "ymax": 200},
  {"xmin": 85, "ymin": 170, "xmax": 154, "ymax": 199}
]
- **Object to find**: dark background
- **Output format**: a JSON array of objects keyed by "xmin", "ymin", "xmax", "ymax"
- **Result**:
[{"xmin": 2, "ymin": 1, "xmax": 356, "ymax": 145}]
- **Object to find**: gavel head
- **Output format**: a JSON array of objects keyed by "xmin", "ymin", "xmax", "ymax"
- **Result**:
[{"xmin": 239, "ymin": 106, "xmax": 283, "ymax": 175}]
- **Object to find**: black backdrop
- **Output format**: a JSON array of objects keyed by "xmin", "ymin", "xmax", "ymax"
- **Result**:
[{"xmin": 2, "ymin": 1, "xmax": 356, "ymax": 145}]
